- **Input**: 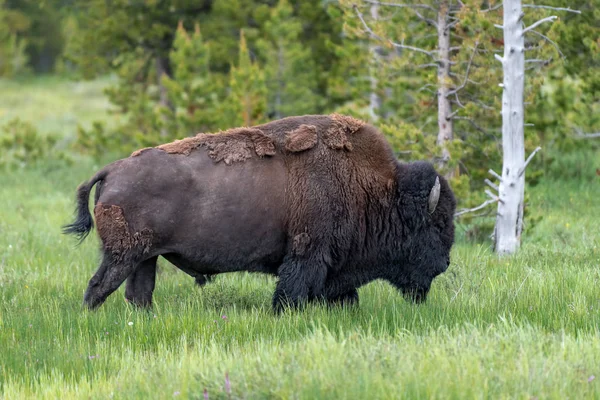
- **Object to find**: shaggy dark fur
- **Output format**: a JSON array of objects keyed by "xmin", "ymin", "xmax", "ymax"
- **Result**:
[{"xmin": 63, "ymin": 114, "xmax": 456, "ymax": 312}]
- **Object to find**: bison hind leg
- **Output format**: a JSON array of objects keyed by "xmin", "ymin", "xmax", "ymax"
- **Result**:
[
  {"xmin": 194, "ymin": 274, "xmax": 215, "ymax": 287},
  {"xmin": 84, "ymin": 250, "xmax": 138, "ymax": 310},
  {"xmin": 125, "ymin": 256, "xmax": 158, "ymax": 308}
]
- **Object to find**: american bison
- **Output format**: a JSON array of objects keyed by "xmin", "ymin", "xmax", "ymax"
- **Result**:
[{"xmin": 63, "ymin": 114, "xmax": 456, "ymax": 312}]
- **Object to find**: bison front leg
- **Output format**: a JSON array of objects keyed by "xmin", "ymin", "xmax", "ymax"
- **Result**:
[
  {"xmin": 125, "ymin": 256, "xmax": 158, "ymax": 308},
  {"xmin": 272, "ymin": 258, "xmax": 327, "ymax": 313}
]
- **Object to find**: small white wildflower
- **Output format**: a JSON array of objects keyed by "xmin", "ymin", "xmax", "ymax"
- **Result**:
[{"xmin": 128, "ymin": 321, "xmax": 133, "ymax": 326}]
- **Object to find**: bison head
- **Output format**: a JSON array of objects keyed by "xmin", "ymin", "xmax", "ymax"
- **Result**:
[{"xmin": 393, "ymin": 161, "xmax": 456, "ymax": 303}]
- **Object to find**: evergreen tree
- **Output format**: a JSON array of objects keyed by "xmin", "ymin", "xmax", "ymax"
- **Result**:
[
  {"xmin": 160, "ymin": 22, "xmax": 224, "ymax": 136},
  {"xmin": 256, "ymin": 0, "xmax": 321, "ymax": 118},
  {"xmin": 0, "ymin": 0, "xmax": 29, "ymax": 76},
  {"xmin": 223, "ymin": 30, "xmax": 268, "ymax": 127}
]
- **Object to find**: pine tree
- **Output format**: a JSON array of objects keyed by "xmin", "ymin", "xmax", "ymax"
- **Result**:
[
  {"xmin": 223, "ymin": 30, "xmax": 268, "ymax": 127},
  {"xmin": 256, "ymin": 0, "xmax": 321, "ymax": 118},
  {"xmin": 160, "ymin": 22, "xmax": 224, "ymax": 137},
  {"xmin": 0, "ymin": 0, "xmax": 30, "ymax": 76}
]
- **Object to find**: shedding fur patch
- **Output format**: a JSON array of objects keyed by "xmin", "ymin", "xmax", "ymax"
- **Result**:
[
  {"xmin": 292, "ymin": 232, "xmax": 311, "ymax": 256},
  {"xmin": 132, "ymin": 127, "xmax": 276, "ymax": 165},
  {"xmin": 130, "ymin": 147, "xmax": 153, "ymax": 157},
  {"xmin": 323, "ymin": 113, "xmax": 366, "ymax": 151},
  {"xmin": 94, "ymin": 203, "xmax": 152, "ymax": 256},
  {"xmin": 285, "ymin": 124, "xmax": 318, "ymax": 153}
]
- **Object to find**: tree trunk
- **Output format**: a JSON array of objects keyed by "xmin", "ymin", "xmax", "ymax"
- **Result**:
[
  {"xmin": 274, "ymin": 41, "xmax": 284, "ymax": 120},
  {"xmin": 156, "ymin": 55, "xmax": 174, "ymax": 137},
  {"xmin": 368, "ymin": 4, "xmax": 381, "ymax": 121},
  {"xmin": 436, "ymin": 0, "xmax": 454, "ymax": 177},
  {"xmin": 494, "ymin": 0, "xmax": 526, "ymax": 255}
]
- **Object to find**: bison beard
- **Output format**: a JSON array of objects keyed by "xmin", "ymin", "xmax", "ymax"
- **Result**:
[{"xmin": 63, "ymin": 114, "xmax": 456, "ymax": 312}]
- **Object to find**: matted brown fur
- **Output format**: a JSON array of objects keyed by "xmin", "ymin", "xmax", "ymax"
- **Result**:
[
  {"xmin": 322, "ymin": 113, "xmax": 366, "ymax": 151},
  {"xmin": 131, "ymin": 127, "xmax": 276, "ymax": 165},
  {"xmin": 284, "ymin": 124, "xmax": 318, "ymax": 153},
  {"xmin": 94, "ymin": 203, "xmax": 153, "ymax": 255},
  {"xmin": 292, "ymin": 232, "xmax": 311, "ymax": 256}
]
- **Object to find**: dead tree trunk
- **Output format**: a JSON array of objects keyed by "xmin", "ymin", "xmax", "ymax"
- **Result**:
[
  {"xmin": 156, "ymin": 55, "xmax": 174, "ymax": 137},
  {"xmin": 494, "ymin": 0, "xmax": 526, "ymax": 255},
  {"xmin": 436, "ymin": 0, "xmax": 454, "ymax": 177}
]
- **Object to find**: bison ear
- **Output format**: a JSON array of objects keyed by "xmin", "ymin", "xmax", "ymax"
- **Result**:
[{"xmin": 428, "ymin": 176, "xmax": 441, "ymax": 214}]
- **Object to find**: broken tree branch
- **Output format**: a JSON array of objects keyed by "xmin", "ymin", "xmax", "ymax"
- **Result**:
[
  {"xmin": 353, "ymin": 5, "xmax": 434, "ymax": 57},
  {"xmin": 518, "ymin": 146, "xmax": 542, "ymax": 177},
  {"xmin": 485, "ymin": 178, "xmax": 499, "ymax": 191},
  {"xmin": 489, "ymin": 169, "xmax": 502, "ymax": 182},
  {"xmin": 454, "ymin": 198, "xmax": 496, "ymax": 218},
  {"xmin": 362, "ymin": 0, "xmax": 436, "ymax": 11},
  {"xmin": 482, "ymin": 4, "xmax": 503, "ymax": 12},
  {"xmin": 485, "ymin": 189, "xmax": 500, "ymax": 202},
  {"xmin": 574, "ymin": 128, "xmax": 600, "ymax": 139},
  {"xmin": 448, "ymin": 42, "xmax": 478, "ymax": 96},
  {"xmin": 523, "ymin": 16, "xmax": 557, "ymax": 35},
  {"xmin": 522, "ymin": 4, "xmax": 581, "ymax": 14}
]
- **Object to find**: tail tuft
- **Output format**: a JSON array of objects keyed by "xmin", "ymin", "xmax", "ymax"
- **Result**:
[{"xmin": 62, "ymin": 182, "xmax": 96, "ymax": 244}]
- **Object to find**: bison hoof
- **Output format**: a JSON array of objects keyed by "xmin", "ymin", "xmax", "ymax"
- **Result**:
[
  {"xmin": 194, "ymin": 274, "xmax": 214, "ymax": 287},
  {"xmin": 327, "ymin": 290, "xmax": 359, "ymax": 307}
]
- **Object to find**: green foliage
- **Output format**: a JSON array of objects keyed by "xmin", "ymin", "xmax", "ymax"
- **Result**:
[
  {"xmin": 160, "ymin": 22, "xmax": 224, "ymax": 135},
  {"xmin": 0, "ymin": 118, "xmax": 67, "ymax": 168},
  {"xmin": 256, "ymin": 0, "xmax": 322, "ymax": 118},
  {"xmin": 2, "ymin": 0, "xmax": 65, "ymax": 73},
  {"xmin": 0, "ymin": 0, "xmax": 29, "ymax": 77},
  {"xmin": 223, "ymin": 30, "xmax": 268, "ymax": 127}
]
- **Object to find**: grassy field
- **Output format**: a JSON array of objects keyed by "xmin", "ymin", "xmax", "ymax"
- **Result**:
[
  {"xmin": 1, "ymin": 78, "xmax": 599, "ymax": 399},
  {"xmin": 0, "ymin": 76, "xmax": 122, "ymax": 137}
]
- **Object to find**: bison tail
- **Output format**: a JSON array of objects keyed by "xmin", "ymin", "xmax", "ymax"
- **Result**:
[{"xmin": 62, "ymin": 168, "xmax": 109, "ymax": 244}]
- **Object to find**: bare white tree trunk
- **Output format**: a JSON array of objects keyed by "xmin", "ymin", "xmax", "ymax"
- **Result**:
[
  {"xmin": 368, "ymin": 4, "xmax": 381, "ymax": 121},
  {"xmin": 436, "ymin": 0, "xmax": 453, "ymax": 175},
  {"xmin": 494, "ymin": 0, "xmax": 526, "ymax": 255}
]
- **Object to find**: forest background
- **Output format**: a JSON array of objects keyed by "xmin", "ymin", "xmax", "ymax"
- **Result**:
[{"xmin": 1, "ymin": 1, "xmax": 600, "ymax": 398}]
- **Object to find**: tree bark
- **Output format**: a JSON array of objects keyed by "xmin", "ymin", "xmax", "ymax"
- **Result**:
[
  {"xmin": 274, "ymin": 40, "xmax": 284, "ymax": 120},
  {"xmin": 494, "ymin": 0, "xmax": 526, "ymax": 255},
  {"xmin": 368, "ymin": 4, "xmax": 382, "ymax": 121},
  {"xmin": 156, "ymin": 55, "xmax": 174, "ymax": 137},
  {"xmin": 436, "ymin": 0, "xmax": 454, "ymax": 176}
]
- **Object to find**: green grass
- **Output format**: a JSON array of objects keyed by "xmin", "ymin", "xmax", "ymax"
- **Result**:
[
  {"xmin": 0, "ymin": 161, "xmax": 599, "ymax": 399},
  {"xmin": 0, "ymin": 75, "xmax": 122, "ymax": 137},
  {"xmin": 1, "ymin": 77, "xmax": 600, "ymax": 399}
]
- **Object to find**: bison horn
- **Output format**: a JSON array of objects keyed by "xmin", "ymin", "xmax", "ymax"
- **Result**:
[{"xmin": 428, "ymin": 176, "xmax": 441, "ymax": 214}]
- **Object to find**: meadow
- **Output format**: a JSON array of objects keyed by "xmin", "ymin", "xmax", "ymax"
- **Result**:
[{"xmin": 1, "ymin": 78, "xmax": 599, "ymax": 399}]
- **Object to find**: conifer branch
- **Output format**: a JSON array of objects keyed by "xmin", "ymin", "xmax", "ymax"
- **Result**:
[{"xmin": 526, "ymin": 30, "xmax": 564, "ymax": 58}]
